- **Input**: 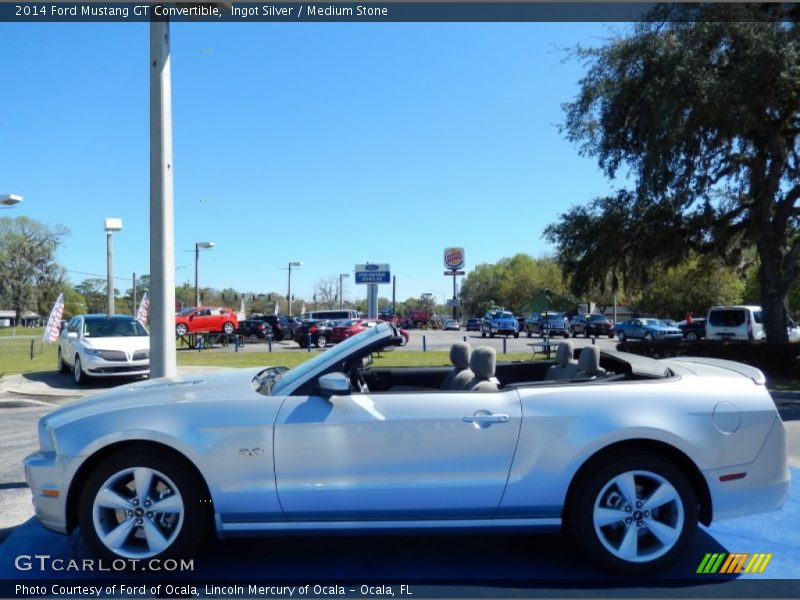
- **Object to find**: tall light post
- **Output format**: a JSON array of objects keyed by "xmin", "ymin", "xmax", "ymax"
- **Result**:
[
  {"xmin": 287, "ymin": 261, "xmax": 302, "ymax": 316},
  {"xmin": 0, "ymin": 194, "xmax": 23, "ymax": 208},
  {"xmin": 339, "ymin": 273, "xmax": 350, "ymax": 309},
  {"xmin": 104, "ymin": 218, "xmax": 123, "ymax": 316},
  {"xmin": 194, "ymin": 241, "xmax": 215, "ymax": 307}
]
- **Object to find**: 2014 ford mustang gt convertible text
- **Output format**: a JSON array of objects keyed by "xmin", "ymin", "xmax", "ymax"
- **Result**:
[{"xmin": 25, "ymin": 323, "xmax": 789, "ymax": 574}]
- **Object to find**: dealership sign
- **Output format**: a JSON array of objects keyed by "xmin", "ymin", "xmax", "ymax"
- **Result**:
[
  {"xmin": 355, "ymin": 263, "xmax": 391, "ymax": 284},
  {"xmin": 444, "ymin": 247, "xmax": 465, "ymax": 270}
]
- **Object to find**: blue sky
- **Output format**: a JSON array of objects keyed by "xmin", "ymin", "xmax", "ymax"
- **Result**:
[{"xmin": 1, "ymin": 21, "xmax": 622, "ymax": 304}]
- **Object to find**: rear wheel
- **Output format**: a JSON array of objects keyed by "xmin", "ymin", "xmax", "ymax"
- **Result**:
[
  {"xmin": 618, "ymin": 331, "xmax": 626, "ymax": 342},
  {"xmin": 175, "ymin": 323, "xmax": 188, "ymax": 336},
  {"xmin": 686, "ymin": 331, "xmax": 698, "ymax": 342},
  {"xmin": 571, "ymin": 454, "xmax": 698, "ymax": 574},
  {"xmin": 58, "ymin": 348, "xmax": 69, "ymax": 374},
  {"xmin": 316, "ymin": 335, "xmax": 328, "ymax": 348},
  {"xmin": 644, "ymin": 332, "xmax": 654, "ymax": 342},
  {"xmin": 513, "ymin": 332, "xmax": 519, "ymax": 339}
]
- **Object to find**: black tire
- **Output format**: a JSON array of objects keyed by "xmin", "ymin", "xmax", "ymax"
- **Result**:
[
  {"xmin": 73, "ymin": 355, "xmax": 89, "ymax": 384},
  {"xmin": 316, "ymin": 335, "xmax": 328, "ymax": 348},
  {"xmin": 572, "ymin": 331, "xmax": 577, "ymax": 338},
  {"xmin": 78, "ymin": 447, "xmax": 212, "ymax": 564},
  {"xmin": 481, "ymin": 330, "xmax": 486, "ymax": 338},
  {"xmin": 513, "ymin": 332, "xmax": 519, "ymax": 339},
  {"xmin": 570, "ymin": 454, "xmax": 698, "ymax": 575},
  {"xmin": 58, "ymin": 348, "xmax": 69, "ymax": 374},
  {"xmin": 686, "ymin": 332, "xmax": 698, "ymax": 342},
  {"xmin": 175, "ymin": 323, "xmax": 188, "ymax": 336},
  {"xmin": 222, "ymin": 322, "xmax": 235, "ymax": 335},
  {"xmin": 526, "ymin": 330, "xmax": 532, "ymax": 338},
  {"xmin": 618, "ymin": 331, "xmax": 626, "ymax": 342},
  {"xmin": 608, "ymin": 333, "xmax": 614, "ymax": 339},
  {"xmin": 584, "ymin": 329, "xmax": 590, "ymax": 338},
  {"xmin": 644, "ymin": 332, "xmax": 654, "ymax": 342}
]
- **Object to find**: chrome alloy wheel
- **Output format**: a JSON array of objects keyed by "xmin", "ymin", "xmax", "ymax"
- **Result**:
[
  {"xmin": 91, "ymin": 466, "xmax": 185, "ymax": 559},
  {"xmin": 592, "ymin": 470, "xmax": 684, "ymax": 563}
]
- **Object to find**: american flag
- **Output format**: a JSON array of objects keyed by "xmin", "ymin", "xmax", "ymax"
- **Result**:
[
  {"xmin": 237, "ymin": 297, "xmax": 246, "ymax": 321},
  {"xmin": 42, "ymin": 293, "xmax": 64, "ymax": 343},
  {"xmin": 300, "ymin": 302, "xmax": 306, "ymax": 316},
  {"xmin": 274, "ymin": 300, "xmax": 279, "ymax": 316},
  {"xmin": 136, "ymin": 292, "xmax": 149, "ymax": 326}
]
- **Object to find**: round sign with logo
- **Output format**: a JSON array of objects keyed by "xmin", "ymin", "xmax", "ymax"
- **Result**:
[{"xmin": 444, "ymin": 247, "xmax": 465, "ymax": 270}]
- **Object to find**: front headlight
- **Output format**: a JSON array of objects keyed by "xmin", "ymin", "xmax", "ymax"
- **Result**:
[
  {"xmin": 38, "ymin": 420, "xmax": 55, "ymax": 454},
  {"xmin": 83, "ymin": 347, "xmax": 102, "ymax": 357}
]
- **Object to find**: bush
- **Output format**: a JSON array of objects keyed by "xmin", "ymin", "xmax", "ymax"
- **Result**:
[{"xmin": 616, "ymin": 340, "xmax": 800, "ymax": 378}]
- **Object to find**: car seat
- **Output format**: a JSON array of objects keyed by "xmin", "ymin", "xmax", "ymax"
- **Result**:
[
  {"xmin": 464, "ymin": 346, "xmax": 499, "ymax": 391},
  {"xmin": 575, "ymin": 345, "xmax": 606, "ymax": 379},
  {"xmin": 440, "ymin": 342, "xmax": 474, "ymax": 390},
  {"xmin": 546, "ymin": 342, "xmax": 579, "ymax": 380}
]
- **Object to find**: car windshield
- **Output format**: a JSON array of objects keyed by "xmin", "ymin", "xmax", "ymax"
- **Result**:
[
  {"xmin": 589, "ymin": 314, "xmax": 608, "ymax": 322},
  {"xmin": 640, "ymin": 319, "xmax": 661, "ymax": 326},
  {"xmin": 177, "ymin": 308, "xmax": 195, "ymax": 316},
  {"xmin": 267, "ymin": 325, "xmax": 388, "ymax": 396},
  {"xmin": 491, "ymin": 311, "xmax": 513, "ymax": 319},
  {"xmin": 544, "ymin": 314, "xmax": 564, "ymax": 322},
  {"xmin": 84, "ymin": 318, "xmax": 148, "ymax": 337}
]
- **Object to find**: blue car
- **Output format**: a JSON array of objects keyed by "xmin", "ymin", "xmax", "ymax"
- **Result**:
[
  {"xmin": 615, "ymin": 318, "xmax": 683, "ymax": 342},
  {"xmin": 480, "ymin": 309, "xmax": 520, "ymax": 338}
]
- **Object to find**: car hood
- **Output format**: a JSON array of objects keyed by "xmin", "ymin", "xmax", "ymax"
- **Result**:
[
  {"xmin": 82, "ymin": 337, "xmax": 149, "ymax": 351},
  {"xmin": 651, "ymin": 326, "xmax": 681, "ymax": 334},
  {"xmin": 44, "ymin": 367, "xmax": 265, "ymax": 429}
]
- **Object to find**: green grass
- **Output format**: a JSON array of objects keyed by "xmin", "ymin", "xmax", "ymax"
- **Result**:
[
  {"xmin": 0, "ymin": 327, "xmax": 45, "ymax": 338},
  {"xmin": 0, "ymin": 338, "xmax": 57, "ymax": 376},
  {"xmin": 0, "ymin": 339, "xmax": 536, "ymax": 377}
]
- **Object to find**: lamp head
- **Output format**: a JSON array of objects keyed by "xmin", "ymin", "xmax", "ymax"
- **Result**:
[
  {"xmin": 196, "ymin": 241, "xmax": 215, "ymax": 249},
  {"xmin": 104, "ymin": 218, "xmax": 123, "ymax": 232},
  {"xmin": 0, "ymin": 194, "xmax": 23, "ymax": 207}
]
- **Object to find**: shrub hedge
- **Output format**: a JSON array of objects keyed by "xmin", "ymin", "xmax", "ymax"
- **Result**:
[{"xmin": 615, "ymin": 340, "xmax": 800, "ymax": 378}]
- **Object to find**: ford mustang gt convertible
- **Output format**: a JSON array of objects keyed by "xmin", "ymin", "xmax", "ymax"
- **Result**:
[{"xmin": 25, "ymin": 324, "xmax": 789, "ymax": 574}]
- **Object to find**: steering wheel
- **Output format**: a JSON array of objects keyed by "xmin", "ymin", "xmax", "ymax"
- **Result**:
[{"xmin": 349, "ymin": 365, "xmax": 369, "ymax": 393}]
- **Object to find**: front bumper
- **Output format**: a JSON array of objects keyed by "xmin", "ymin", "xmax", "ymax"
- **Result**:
[
  {"xmin": 81, "ymin": 354, "xmax": 149, "ymax": 377},
  {"xmin": 24, "ymin": 451, "xmax": 71, "ymax": 534}
]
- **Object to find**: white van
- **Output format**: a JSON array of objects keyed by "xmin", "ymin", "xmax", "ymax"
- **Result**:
[
  {"xmin": 706, "ymin": 305, "xmax": 764, "ymax": 341},
  {"xmin": 301, "ymin": 309, "xmax": 360, "ymax": 321}
]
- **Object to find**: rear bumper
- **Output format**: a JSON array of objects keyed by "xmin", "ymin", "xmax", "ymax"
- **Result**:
[{"xmin": 706, "ymin": 416, "xmax": 790, "ymax": 522}]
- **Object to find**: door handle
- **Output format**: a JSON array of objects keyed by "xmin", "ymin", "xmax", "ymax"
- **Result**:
[{"xmin": 463, "ymin": 413, "xmax": 510, "ymax": 427}]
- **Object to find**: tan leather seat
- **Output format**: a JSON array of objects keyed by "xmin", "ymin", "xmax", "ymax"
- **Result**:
[
  {"xmin": 576, "ymin": 345, "xmax": 606, "ymax": 378},
  {"xmin": 546, "ymin": 342, "xmax": 579, "ymax": 380},
  {"xmin": 464, "ymin": 346, "xmax": 499, "ymax": 392},
  {"xmin": 441, "ymin": 342, "xmax": 474, "ymax": 390}
]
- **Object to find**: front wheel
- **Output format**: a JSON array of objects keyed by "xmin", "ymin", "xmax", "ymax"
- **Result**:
[
  {"xmin": 78, "ymin": 448, "xmax": 212, "ymax": 563},
  {"xmin": 644, "ymin": 332, "xmax": 654, "ymax": 342},
  {"xmin": 481, "ymin": 330, "xmax": 486, "ymax": 338},
  {"xmin": 222, "ymin": 322, "xmax": 235, "ymax": 335},
  {"xmin": 526, "ymin": 330, "xmax": 532, "ymax": 338},
  {"xmin": 513, "ymin": 332, "xmax": 519, "ymax": 339},
  {"xmin": 175, "ymin": 323, "xmax": 188, "ymax": 337},
  {"xmin": 73, "ymin": 355, "xmax": 89, "ymax": 384},
  {"xmin": 316, "ymin": 335, "xmax": 328, "ymax": 348},
  {"xmin": 618, "ymin": 331, "xmax": 626, "ymax": 342},
  {"xmin": 570, "ymin": 455, "xmax": 698, "ymax": 574},
  {"xmin": 686, "ymin": 332, "xmax": 698, "ymax": 342}
]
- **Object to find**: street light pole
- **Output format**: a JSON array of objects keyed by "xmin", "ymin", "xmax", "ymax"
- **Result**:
[
  {"xmin": 193, "ymin": 241, "xmax": 215, "ymax": 307},
  {"xmin": 287, "ymin": 261, "xmax": 302, "ymax": 316},
  {"xmin": 339, "ymin": 273, "xmax": 350, "ymax": 309},
  {"xmin": 104, "ymin": 218, "xmax": 123, "ymax": 316}
]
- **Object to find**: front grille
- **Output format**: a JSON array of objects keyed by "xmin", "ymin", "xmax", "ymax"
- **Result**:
[
  {"xmin": 98, "ymin": 350, "xmax": 126, "ymax": 361},
  {"xmin": 133, "ymin": 349, "xmax": 149, "ymax": 360},
  {"xmin": 90, "ymin": 366, "xmax": 149, "ymax": 374}
]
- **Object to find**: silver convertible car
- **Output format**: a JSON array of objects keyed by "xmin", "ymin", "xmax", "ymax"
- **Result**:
[{"xmin": 25, "ymin": 323, "xmax": 789, "ymax": 573}]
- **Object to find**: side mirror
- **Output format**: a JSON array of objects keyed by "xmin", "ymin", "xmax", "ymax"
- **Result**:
[
  {"xmin": 319, "ymin": 372, "xmax": 351, "ymax": 396},
  {"xmin": 67, "ymin": 332, "xmax": 77, "ymax": 339}
]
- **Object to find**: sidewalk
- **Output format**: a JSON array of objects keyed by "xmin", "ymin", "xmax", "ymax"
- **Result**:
[{"xmin": 0, "ymin": 367, "xmax": 231, "ymax": 402}]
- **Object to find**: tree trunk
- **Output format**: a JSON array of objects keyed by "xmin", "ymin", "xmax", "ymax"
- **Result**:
[{"xmin": 757, "ymin": 241, "xmax": 789, "ymax": 343}]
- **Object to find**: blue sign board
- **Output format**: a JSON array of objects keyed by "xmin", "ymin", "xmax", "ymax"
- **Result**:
[{"xmin": 355, "ymin": 263, "xmax": 390, "ymax": 284}]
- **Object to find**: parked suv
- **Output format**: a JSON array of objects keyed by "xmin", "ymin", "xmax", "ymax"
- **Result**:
[
  {"xmin": 678, "ymin": 318, "xmax": 706, "ymax": 341},
  {"xmin": 481, "ymin": 309, "xmax": 519, "ymax": 338},
  {"xmin": 235, "ymin": 319, "xmax": 270, "ymax": 342},
  {"xmin": 252, "ymin": 315, "xmax": 294, "ymax": 341},
  {"xmin": 706, "ymin": 306, "xmax": 764, "ymax": 341},
  {"xmin": 175, "ymin": 306, "xmax": 238, "ymax": 336},
  {"xmin": 571, "ymin": 313, "xmax": 615, "ymax": 338},
  {"xmin": 301, "ymin": 309, "xmax": 360, "ymax": 321},
  {"xmin": 525, "ymin": 312, "xmax": 569, "ymax": 338}
]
